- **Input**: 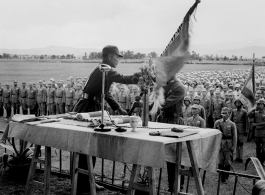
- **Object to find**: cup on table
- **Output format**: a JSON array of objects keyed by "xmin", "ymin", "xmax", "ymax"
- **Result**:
[{"xmin": 130, "ymin": 116, "xmax": 141, "ymax": 132}]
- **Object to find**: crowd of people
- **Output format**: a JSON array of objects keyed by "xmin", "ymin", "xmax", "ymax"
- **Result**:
[{"xmin": 1, "ymin": 64, "xmax": 265, "ymax": 187}]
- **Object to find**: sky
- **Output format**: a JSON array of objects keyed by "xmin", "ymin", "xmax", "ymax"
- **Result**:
[{"xmin": 0, "ymin": 0, "xmax": 265, "ymax": 51}]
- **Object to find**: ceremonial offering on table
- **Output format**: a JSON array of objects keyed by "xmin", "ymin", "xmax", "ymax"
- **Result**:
[{"xmin": 129, "ymin": 116, "xmax": 141, "ymax": 132}]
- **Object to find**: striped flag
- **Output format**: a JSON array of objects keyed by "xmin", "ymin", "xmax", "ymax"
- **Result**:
[{"xmin": 241, "ymin": 64, "xmax": 255, "ymax": 110}]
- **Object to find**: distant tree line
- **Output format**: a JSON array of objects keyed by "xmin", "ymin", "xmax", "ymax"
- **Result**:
[{"xmin": 86, "ymin": 51, "xmax": 158, "ymax": 60}]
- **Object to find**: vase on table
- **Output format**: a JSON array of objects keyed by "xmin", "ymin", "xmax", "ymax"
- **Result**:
[{"xmin": 142, "ymin": 88, "xmax": 149, "ymax": 127}]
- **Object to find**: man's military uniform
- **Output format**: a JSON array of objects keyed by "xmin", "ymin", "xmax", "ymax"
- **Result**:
[
  {"xmin": 55, "ymin": 87, "xmax": 65, "ymax": 114},
  {"xmin": 214, "ymin": 107, "xmax": 237, "ymax": 183},
  {"xmin": 212, "ymin": 96, "xmax": 225, "ymax": 123},
  {"xmin": 230, "ymin": 98, "xmax": 248, "ymax": 162},
  {"xmin": 27, "ymin": 87, "xmax": 37, "ymax": 115},
  {"xmin": 46, "ymin": 86, "xmax": 56, "ymax": 115},
  {"xmin": 200, "ymin": 93, "xmax": 211, "ymax": 127},
  {"xmin": 193, "ymin": 95, "xmax": 206, "ymax": 122},
  {"xmin": 0, "ymin": 86, "xmax": 4, "ymax": 117},
  {"xmin": 182, "ymin": 96, "xmax": 192, "ymax": 125},
  {"xmin": 11, "ymin": 84, "xmax": 20, "ymax": 115},
  {"xmin": 157, "ymin": 78, "xmax": 186, "ymax": 192},
  {"xmin": 117, "ymin": 91, "xmax": 128, "ymax": 111},
  {"xmin": 225, "ymin": 99, "xmax": 236, "ymax": 114},
  {"xmin": 4, "ymin": 85, "xmax": 12, "ymax": 118},
  {"xmin": 20, "ymin": 85, "xmax": 28, "ymax": 115},
  {"xmin": 73, "ymin": 89, "xmax": 82, "ymax": 106},
  {"xmin": 186, "ymin": 104, "xmax": 206, "ymax": 128},
  {"xmin": 248, "ymin": 99, "xmax": 265, "ymax": 164},
  {"xmin": 65, "ymin": 86, "xmax": 75, "ymax": 113},
  {"xmin": 36, "ymin": 85, "xmax": 47, "ymax": 116}
]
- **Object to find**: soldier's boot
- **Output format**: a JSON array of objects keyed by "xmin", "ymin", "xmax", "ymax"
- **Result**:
[{"xmin": 218, "ymin": 164, "xmax": 225, "ymax": 182}]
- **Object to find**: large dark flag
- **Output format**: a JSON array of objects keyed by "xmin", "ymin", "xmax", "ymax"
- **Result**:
[
  {"xmin": 150, "ymin": 0, "xmax": 200, "ymax": 114},
  {"xmin": 241, "ymin": 64, "xmax": 255, "ymax": 110}
]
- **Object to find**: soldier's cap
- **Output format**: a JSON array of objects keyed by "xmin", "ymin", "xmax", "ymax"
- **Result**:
[
  {"xmin": 256, "ymin": 90, "xmax": 261, "ymax": 94},
  {"xmin": 84, "ymin": 77, "xmax": 88, "ymax": 79},
  {"xmin": 221, "ymin": 107, "xmax": 230, "ymax": 114},
  {"xmin": 6, "ymin": 83, "xmax": 9, "ymax": 86},
  {"xmin": 191, "ymin": 104, "xmax": 200, "ymax": 109},
  {"xmin": 193, "ymin": 95, "xmax": 201, "ymax": 101},
  {"xmin": 13, "ymin": 80, "xmax": 17, "ymax": 83},
  {"xmin": 260, "ymin": 85, "xmax": 265, "ymax": 90},
  {"xmin": 257, "ymin": 98, "xmax": 265, "ymax": 105},
  {"xmin": 50, "ymin": 78, "xmax": 55, "ymax": 81},
  {"xmin": 102, "ymin": 45, "xmax": 123, "ymax": 57},
  {"xmin": 184, "ymin": 96, "xmax": 191, "ymax": 102},
  {"xmin": 235, "ymin": 84, "xmax": 240, "ymax": 88},
  {"xmin": 76, "ymin": 83, "xmax": 82, "ymax": 87},
  {"xmin": 28, "ymin": 82, "xmax": 32, "ymax": 85},
  {"xmin": 234, "ymin": 98, "xmax": 244, "ymax": 105}
]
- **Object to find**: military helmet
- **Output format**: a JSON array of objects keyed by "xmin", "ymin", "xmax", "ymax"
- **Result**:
[
  {"xmin": 234, "ymin": 98, "xmax": 244, "ymax": 105},
  {"xmin": 184, "ymin": 96, "xmax": 191, "ymax": 102},
  {"xmin": 193, "ymin": 95, "xmax": 201, "ymax": 101},
  {"xmin": 257, "ymin": 98, "xmax": 265, "ymax": 105}
]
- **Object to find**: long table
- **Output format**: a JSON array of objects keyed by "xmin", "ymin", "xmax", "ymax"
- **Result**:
[{"xmin": 4, "ymin": 119, "xmax": 222, "ymax": 194}]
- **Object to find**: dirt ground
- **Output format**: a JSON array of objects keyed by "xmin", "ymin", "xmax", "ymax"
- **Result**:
[{"xmin": 0, "ymin": 117, "xmax": 260, "ymax": 195}]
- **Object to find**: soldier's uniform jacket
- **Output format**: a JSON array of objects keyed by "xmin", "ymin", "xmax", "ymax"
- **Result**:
[
  {"xmin": 27, "ymin": 88, "xmax": 37, "ymax": 107},
  {"xmin": 74, "ymin": 66, "xmax": 139, "ymax": 113},
  {"xmin": 187, "ymin": 115, "xmax": 206, "ymax": 128},
  {"xmin": 230, "ymin": 108, "xmax": 248, "ymax": 134},
  {"xmin": 128, "ymin": 93, "xmax": 138, "ymax": 110},
  {"xmin": 163, "ymin": 78, "xmax": 185, "ymax": 118},
  {"xmin": 196, "ymin": 104, "xmax": 206, "ymax": 121},
  {"xmin": 36, "ymin": 87, "xmax": 47, "ymax": 103},
  {"xmin": 0, "ymin": 87, "xmax": 4, "ymax": 103},
  {"xmin": 11, "ymin": 86, "xmax": 20, "ymax": 104},
  {"xmin": 65, "ymin": 87, "xmax": 75, "ymax": 105},
  {"xmin": 182, "ymin": 105, "xmax": 192, "ymax": 125},
  {"xmin": 74, "ymin": 90, "xmax": 82, "ymax": 105},
  {"xmin": 200, "ymin": 96, "xmax": 211, "ymax": 117},
  {"xmin": 117, "ymin": 93, "xmax": 128, "ymax": 110},
  {"xmin": 212, "ymin": 98, "xmax": 225, "ymax": 119},
  {"xmin": 248, "ymin": 110, "xmax": 265, "ymax": 137},
  {"xmin": 20, "ymin": 88, "xmax": 28, "ymax": 104},
  {"xmin": 214, "ymin": 118, "xmax": 237, "ymax": 152},
  {"xmin": 55, "ymin": 87, "xmax": 66, "ymax": 104},
  {"xmin": 3, "ymin": 89, "xmax": 11, "ymax": 104},
  {"xmin": 46, "ymin": 87, "xmax": 56, "ymax": 104}
]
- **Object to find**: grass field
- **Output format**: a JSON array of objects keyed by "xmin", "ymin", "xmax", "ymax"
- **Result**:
[{"xmin": 0, "ymin": 60, "xmax": 253, "ymax": 85}]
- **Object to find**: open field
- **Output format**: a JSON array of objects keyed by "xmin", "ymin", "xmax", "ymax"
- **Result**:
[
  {"xmin": 0, "ymin": 61, "xmax": 260, "ymax": 194},
  {"xmin": 0, "ymin": 61, "xmax": 253, "ymax": 85}
]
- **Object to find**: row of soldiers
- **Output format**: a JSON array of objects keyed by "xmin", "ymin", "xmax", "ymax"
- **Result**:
[{"xmin": 0, "ymin": 80, "xmax": 83, "ymax": 118}]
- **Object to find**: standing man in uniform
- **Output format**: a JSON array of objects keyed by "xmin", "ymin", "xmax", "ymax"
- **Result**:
[
  {"xmin": 248, "ymin": 99, "xmax": 265, "ymax": 165},
  {"xmin": 3, "ymin": 84, "xmax": 12, "ymax": 119},
  {"xmin": 0, "ymin": 82, "xmax": 4, "ymax": 117},
  {"xmin": 73, "ymin": 45, "xmax": 140, "ymax": 193},
  {"xmin": 187, "ymin": 104, "xmax": 206, "ymax": 128},
  {"xmin": 46, "ymin": 81, "xmax": 56, "ymax": 115},
  {"xmin": 65, "ymin": 82, "xmax": 75, "ymax": 113},
  {"xmin": 11, "ymin": 80, "xmax": 20, "ymax": 115},
  {"xmin": 212, "ymin": 90, "xmax": 225, "ymax": 124},
  {"xmin": 214, "ymin": 107, "xmax": 237, "ymax": 183},
  {"xmin": 73, "ymin": 83, "xmax": 83, "ymax": 106},
  {"xmin": 36, "ymin": 80, "xmax": 47, "ymax": 116},
  {"xmin": 55, "ymin": 81, "xmax": 65, "ymax": 114},
  {"xmin": 182, "ymin": 96, "xmax": 192, "ymax": 125},
  {"xmin": 200, "ymin": 88, "xmax": 211, "ymax": 127},
  {"xmin": 27, "ymin": 83, "xmax": 37, "ymax": 115},
  {"xmin": 230, "ymin": 98, "xmax": 248, "ymax": 163},
  {"xmin": 20, "ymin": 81, "xmax": 28, "ymax": 115},
  {"xmin": 192, "ymin": 95, "xmax": 206, "ymax": 122},
  {"xmin": 157, "ymin": 76, "xmax": 186, "ymax": 192}
]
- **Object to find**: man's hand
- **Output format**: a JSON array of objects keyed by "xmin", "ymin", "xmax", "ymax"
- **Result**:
[{"xmin": 117, "ymin": 107, "xmax": 128, "ymax": 115}]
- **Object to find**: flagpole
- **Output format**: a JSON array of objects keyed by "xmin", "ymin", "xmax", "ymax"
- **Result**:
[{"xmin": 253, "ymin": 53, "xmax": 255, "ymax": 94}]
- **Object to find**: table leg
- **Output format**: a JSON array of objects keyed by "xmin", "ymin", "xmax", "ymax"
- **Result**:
[
  {"xmin": 186, "ymin": 140, "xmax": 204, "ymax": 195},
  {"xmin": 126, "ymin": 164, "xmax": 140, "ymax": 195},
  {"xmin": 71, "ymin": 152, "xmax": 79, "ymax": 195},
  {"xmin": 86, "ymin": 155, "xmax": 96, "ymax": 195},
  {"xmin": 173, "ymin": 142, "xmax": 182, "ymax": 195},
  {"xmin": 44, "ymin": 147, "xmax": 51, "ymax": 195},
  {"xmin": 147, "ymin": 166, "xmax": 156, "ymax": 195}
]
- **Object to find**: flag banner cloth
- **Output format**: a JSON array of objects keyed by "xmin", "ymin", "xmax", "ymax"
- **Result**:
[
  {"xmin": 149, "ymin": 0, "xmax": 200, "ymax": 114},
  {"xmin": 241, "ymin": 64, "xmax": 255, "ymax": 110}
]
